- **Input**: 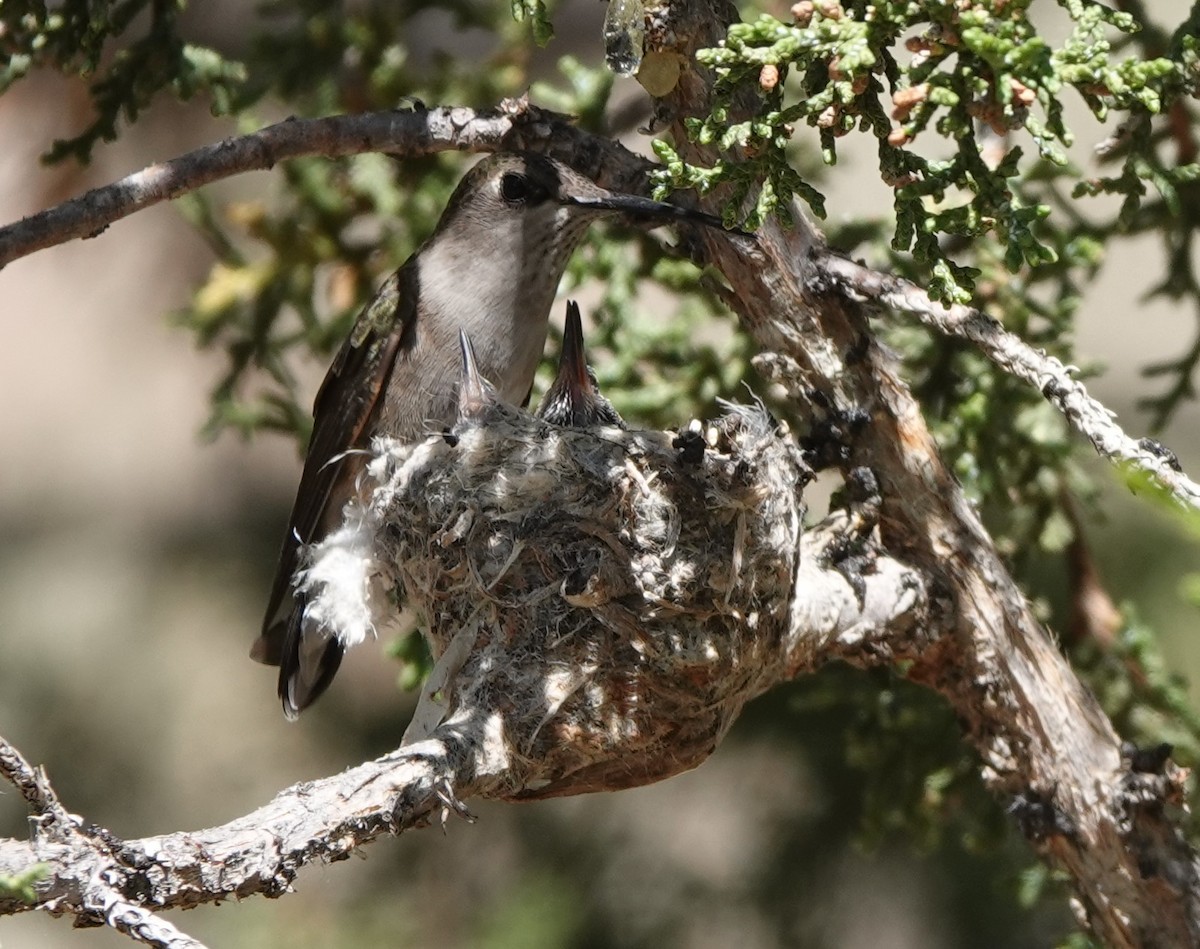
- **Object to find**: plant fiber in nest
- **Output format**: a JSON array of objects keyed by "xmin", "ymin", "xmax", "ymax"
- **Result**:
[{"xmin": 359, "ymin": 402, "xmax": 809, "ymax": 799}]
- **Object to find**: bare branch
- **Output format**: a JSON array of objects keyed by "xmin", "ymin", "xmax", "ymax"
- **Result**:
[
  {"xmin": 0, "ymin": 737, "xmax": 209, "ymax": 947},
  {"xmin": 0, "ymin": 98, "xmax": 658, "ymax": 271},
  {"xmin": 91, "ymin": 894, "xmax": 209, "ymax": 949},
  {"xmin": 0, "ymin": 493, "xmax": 919, "ymax": 913},
  {"xmin": 0, "ymin": 728, "xmax": 477, "ymax": 919},
  {"xmin": 817, "ymin": 254, "xmax": 1200, "ymax": 511}
]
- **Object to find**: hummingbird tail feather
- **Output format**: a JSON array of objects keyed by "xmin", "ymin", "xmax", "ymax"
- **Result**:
[{"xmin": 280, "ymin": 613, "xmax": 345, "ymax": 719}]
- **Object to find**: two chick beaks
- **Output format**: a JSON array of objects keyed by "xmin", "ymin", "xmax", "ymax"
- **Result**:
[{"xmin": 456, "ymin": 301, "xmax": 625, "ymax": 431}]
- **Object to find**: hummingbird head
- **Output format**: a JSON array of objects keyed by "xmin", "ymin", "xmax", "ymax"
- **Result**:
[
  {"xmin": 536, "ymin": 301, "xmax": 626, "ymax": 429},
  {"xmin": 436, "ymin": 152, "xmax": 737, "ymax": 265},
  {"xmin": 419, "ymin": 152, "xmax": 736, "ymax": 410}
]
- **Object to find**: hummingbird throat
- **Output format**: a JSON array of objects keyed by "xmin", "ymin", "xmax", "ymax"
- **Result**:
[{"xmin": 417, "ymin": 209, "xmax": 588, "ymax": 406}]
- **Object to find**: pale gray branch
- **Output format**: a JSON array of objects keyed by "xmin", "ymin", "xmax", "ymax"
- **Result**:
[
  {"xmin": 817, "ymin": 253, "xmax": 1200, "ymax": 512},
  {"xmin": 92, "ymin": 894, "xmax": 209, "ymax": 949},
  {"xmin": 0, "ymin": 729, "xmax": 477, "ymax": 920},
  {"xmin": 0, "ymin": 98, "xmax": 657, "ymax": 271},
  {"xmin": 0, "ymin": 493, "xmax": 917, "ymax": 916},
  {"xmin": 0, "ymin": 737, "xmax": 211, "ymax": 947}
]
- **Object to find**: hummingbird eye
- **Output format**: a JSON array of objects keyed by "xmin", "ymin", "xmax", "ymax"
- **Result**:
[{"xmin": 499, "ymin": 171, "xmax": 545, "ymax": 206}]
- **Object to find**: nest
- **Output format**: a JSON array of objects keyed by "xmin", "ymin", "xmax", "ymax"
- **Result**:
[{"xmin": 341, "ymin": 401, "xmax": 808, "ymax": 799}]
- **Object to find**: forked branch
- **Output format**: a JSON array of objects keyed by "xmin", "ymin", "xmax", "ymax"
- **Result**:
[
  {"xmin": 0, "ymin": 99, "xmax": 1194, "ymax": 511},
  {"xmin": 2, "ymin": 8, "xmax": 1198, "ymax": 940},
  {"xmin": 1, "ymin": 499, "xmax": 924, "ymax": 934}
]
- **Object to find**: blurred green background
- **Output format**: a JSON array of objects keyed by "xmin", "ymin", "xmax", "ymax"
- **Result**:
[{"xmin": 2, "ymin": 1, "xmax": 1199, "ymax": 946}]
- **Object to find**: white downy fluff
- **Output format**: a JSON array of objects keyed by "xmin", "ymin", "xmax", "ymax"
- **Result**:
[{"xmin": 294, "ymin": 497, "xmax": 385, "ymax": 652}]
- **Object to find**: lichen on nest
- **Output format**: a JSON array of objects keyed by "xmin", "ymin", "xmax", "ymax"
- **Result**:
[{"xmin": 328, "ymin": 400, "xmax": 810, "ymax": 799}]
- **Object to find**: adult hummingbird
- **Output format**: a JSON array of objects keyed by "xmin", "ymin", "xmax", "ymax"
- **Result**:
[
  {"xmin": 252, "ymin": 151, "xmax": 732, "ymax": 718},
  {"xmin": 536, "ymin": 301, "xmax": 625, "ymax": 429}
]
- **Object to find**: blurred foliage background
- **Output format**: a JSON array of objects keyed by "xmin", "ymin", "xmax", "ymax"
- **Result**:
[{"xmin": 1, "ymin": 0, "xmax": 1199, "ymax": 946}]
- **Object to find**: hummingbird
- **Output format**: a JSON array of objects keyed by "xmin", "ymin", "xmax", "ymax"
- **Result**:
[
  {"xmin": 536, "ymin": 301, "xmax": 625, "ymax": 429},
  {"xmin": 252, "ymin": 151, "xmax": 734, "ymax": 718},
  {"xmin": 453, "ymin": 327, "xmax": 502, "ymax": 429}
]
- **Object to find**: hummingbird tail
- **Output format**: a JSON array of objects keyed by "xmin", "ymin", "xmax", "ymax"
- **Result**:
[
  {"xmin": 279, "ymin": 610, "xmax": 345, "ymax": 720},
  {"xmin": 271, "ymin": 503, "xmax": 381, "ymax": 717}
]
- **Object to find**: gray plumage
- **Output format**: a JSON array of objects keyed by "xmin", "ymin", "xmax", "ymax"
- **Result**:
[{"xmin": 253, "ymin": 152, "xmax": 730, "ymax": 718}]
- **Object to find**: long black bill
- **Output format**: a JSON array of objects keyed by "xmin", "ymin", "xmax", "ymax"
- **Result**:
[{"xmin": 566, "ymin": 193, "xmax": 749, "ymax": 236}]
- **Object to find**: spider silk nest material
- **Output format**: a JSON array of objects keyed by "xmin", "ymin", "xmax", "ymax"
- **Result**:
[{"xmin": 364, "ymin": 400, "xmax": 809, "ymax": 799}]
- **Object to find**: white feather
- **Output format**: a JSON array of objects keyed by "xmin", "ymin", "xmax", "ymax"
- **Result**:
[{"xmin": 295, "ymin": 500, "xmax": 383, "ymax": 651}]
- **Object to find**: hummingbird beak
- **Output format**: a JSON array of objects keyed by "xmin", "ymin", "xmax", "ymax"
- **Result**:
[
  {"xmin": 457, "ymin": 329, "xmax": 493, "ymax": 422},
  {"xmin": 565, "ymin": 193, "xmax": 747, "ymax": 236},
  {"xmin": 536, "ymin": 300, "xmax": 627, "ymax": 429},
  {"xmin": 561, "ymin": 301, "xmax": 593, "ymax": 398}
]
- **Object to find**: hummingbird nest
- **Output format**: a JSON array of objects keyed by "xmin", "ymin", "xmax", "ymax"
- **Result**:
[{"xmin": 307, "ymin": 400, "xmax": 809, "ymax": 800}]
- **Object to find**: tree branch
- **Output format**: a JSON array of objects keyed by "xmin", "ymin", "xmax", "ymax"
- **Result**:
[
  {"xmin": 0, "ymin": 495, "xmax": 924, "ymax": 916},
  {"xmin": 91, "ymin": 897, "xmax": 209, "ymax": 949},
  {"xmin": 0, "ymin": 739, "xmax": 209, "ymax": 947},
  {"xmin": 0, "ymin": 98, "xmax": 657, "ymax": 271},
  {"xmin": 0, "ymin": 729, "xmax": 475, "ymax": 921},
  {"xmin": 653, "ymin": 0, "xmax": 1200, "ymax": 945},
  {"xmin": 817, "ymin": 253, "xmax": 1200, "ymax": 511}
]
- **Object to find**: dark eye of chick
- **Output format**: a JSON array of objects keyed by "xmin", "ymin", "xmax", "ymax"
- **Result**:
[{"xmin": 500, "ymin": 171, "xmax": 547, "ymax": 205}]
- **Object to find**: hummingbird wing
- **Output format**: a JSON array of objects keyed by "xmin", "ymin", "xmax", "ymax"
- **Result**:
[{"xmin": 251, "ymin": 263, "xmax": 417, "ymax": 679}]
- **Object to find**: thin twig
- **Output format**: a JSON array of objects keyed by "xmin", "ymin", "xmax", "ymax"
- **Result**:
[
  {"xmin": 817, "ymin": 253, "xmax": 1200, "ymax": 512},
  {"xmin": 0, "ymin": 736, "xmax": 72, "ymax": 826}
]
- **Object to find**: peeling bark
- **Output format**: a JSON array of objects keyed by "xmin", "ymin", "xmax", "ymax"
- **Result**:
[
  {"xmin": 650, "ymin": 1, "xmax": 1200, "ymax": 944},
  {"xmin": 0, "ymin": 2, "xmax": 1197, "ymax": 945}
]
